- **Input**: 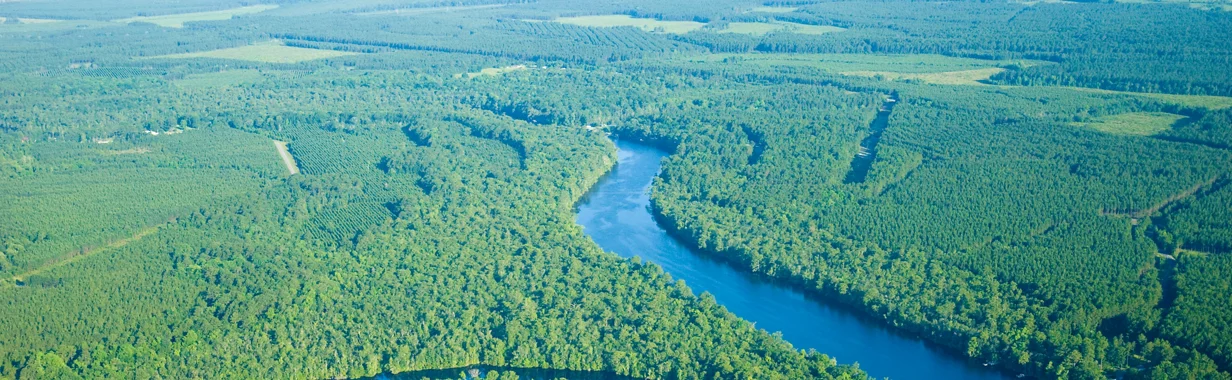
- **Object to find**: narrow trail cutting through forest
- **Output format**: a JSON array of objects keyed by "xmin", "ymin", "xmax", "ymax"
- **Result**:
[
  {"xmin": 275, "ymin": 140, "xmax": 300, "ymax": 175},
  {"xmin": 1102, "ymin": 176, "xmax": 1221, "ymax": 220},
  {"xmin": 843, "ymin": 95, "xmax": 898, "ymax": 184},
  {"xmin": 1, "ymin": 222, "xmax": 168, "ymax": 288}
]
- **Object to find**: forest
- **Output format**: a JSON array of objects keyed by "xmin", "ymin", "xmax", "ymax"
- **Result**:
[{"xmin": 1, "ymin": 0, "xmax": 1230, "ymax": 379}]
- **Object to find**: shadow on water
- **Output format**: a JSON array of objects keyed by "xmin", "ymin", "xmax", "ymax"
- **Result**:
[
  {"xmin": 363, "ymin": 366, "xmax": 640, "ymax": 380},
  {"xmin": 575, "ymin": 139, "xmax": 1008, "ymax": 380}
]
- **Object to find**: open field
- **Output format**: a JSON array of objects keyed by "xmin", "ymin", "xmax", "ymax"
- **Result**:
[
  {"xmin": 718, "ymin": 21, "xmax": 847, "ymax": 35},
  {"xmin": 681, "ymin": 53, "xmax": 1038, "ymax": 74},
  {"xmin": 790, "ymin": 23, "xmax": 847, "ymax": 35},
  {"xmin": 457, "ymin": 64, "xmax": 528, "ymax": 79},
  {"xmin": 113, "ymin": 4, "xmax": 277, "ymax": 28},
  {"xmin": 99, "ymin": 147, "xmax": 151, "ymax": 155},
  {"xmin": 0, "ymin": 18, "xmax": 114, "ymax": 33},
  {"xmin": 1070, "ymin": 112, "xmax": 1187, "ymax": 136},
  {"xmin": 748, "ymin": 6, "xmax": 799, "ymax": 13},
  {"xmin": 681, "ymin": 53, "xmax": 1232, "ymax": 110},
  {"xmin": 1056, "ymin": 86, "xmax": 1232, "ymax": 110},
  {"xmin": 174, "ymin": 69, "xmax": 268, "ymax": 88},
  {"xmin": 265, "ymin": 0, "xmax": 409, "ymax": 16},
  {"xmin": 355, "ymin": 4, "xmax": 506, "ymax": 16},
  {"xmin": 555, "ymin": 15, "xmax": 705, "ymax": 34},
  {"xmin": 15, "ymin": 18, "xmax": 60, "ymax": 24},
  {"xmin": 718, "ymin": 22, "xmax": 782, "ymax": 35},
  {"xmin": 148, "ymin": 41, "xmax": 355, "ymax": 63},
  {"xmin": 843, "ymin": 67, "xmax": 1008, "ymax": 85}
]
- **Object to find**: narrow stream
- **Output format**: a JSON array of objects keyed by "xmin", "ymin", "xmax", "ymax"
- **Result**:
[{"xmin": 575, "ymin": 140, "xmax": 1007, "ymax": 380}]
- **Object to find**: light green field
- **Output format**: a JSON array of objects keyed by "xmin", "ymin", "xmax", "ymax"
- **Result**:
[
  {"xmin": 843, "ymin": 67, "xmax": 1007, "ymax": 85},
  {"xmin": 1, "ymin": 16, "xmax": 102, "ymax": 33},
  {"xmin": 718, "ymin": 21, "xmax": 846, "ymax": 35},
  {"xmin": 1055, "ymin": 86, "xmax": 1232, "ymax": 110},
  {"xmin": 114, "ymin": 4, "xmax": 277, "ymax": 28},
  {"xmin": 678, "ymin": 53, "xmax": 1232, "ymax": 109},
  {"xmin": 791, "ymin": 23, "xmax": 847, "ymax": 35},
  {"xmin": 0, "ymin": 19, "xmax": 115, "ymax": 33},
  {"xmin": 1070, "ymin": 112, "xmax": 1188, "ymax": 136},
  {"xmin": 15, "ymin": 18, "xmax": 61, "ymax": 24},
  {"xmin": 748, "ymin": 6, "xmax": 799, "ymax": 13},
  {"xmin": 356, "ymin": 4, "xmax": 506, "ymax": 16},
  {"xmin": 456, "ymin": 64, "xmax": 528, "ymax": 79},
  {"xmin": 267, "ymin": 0, "xmax": 410, "ymax": 16},
  {"xmin": 174, "ymin": 70, "xmax": 269, "ymax": 88},
  {"xmin": 148, "ymin": 41, "xmax": 355, "ymax": 63},
  {"xmin": 555, "ymin": 15, "xmax": 705, "ymax": 34},
  {"xmin": 682, "ymin": 53, "xmax": 1038, "ymax": 74},
  {"xmin": 718, "ymin": 22, "xmax": 784, "ymax": 35}
]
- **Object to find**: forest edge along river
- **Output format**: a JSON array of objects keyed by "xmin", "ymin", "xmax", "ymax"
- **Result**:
[{"xmin": 574, "ymin": 139, "xmax": 1008, "ymax": 380}]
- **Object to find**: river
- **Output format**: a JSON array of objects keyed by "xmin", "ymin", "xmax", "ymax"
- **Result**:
[{"xmin": 575, "ymin": 140, "xmax": 1008, "ymax": 380}]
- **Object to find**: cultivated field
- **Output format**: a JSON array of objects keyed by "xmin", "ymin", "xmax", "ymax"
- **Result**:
[
  {"xmin": 148, "ymin": 41, "xmax": 355, "ymax": 63},
  {"xmin": 555, "ymin": 15, "xmax": 705, "ymax": 34},
  {"xmin": 114, "ymin": 4, "xmax": 277, "ymax": 28},
  {"xmin": 1070, "ymin": 112, "xmax": 1187, "ymax": 136}
]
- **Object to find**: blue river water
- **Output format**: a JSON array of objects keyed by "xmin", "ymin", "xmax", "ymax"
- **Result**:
[{"xmin": 574, "ymin": 140, "xmax": 1008, "ymax": 380}]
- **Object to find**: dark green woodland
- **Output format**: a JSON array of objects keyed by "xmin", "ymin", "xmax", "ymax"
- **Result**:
[{"xmin": 1, "ymin": 0, "xmax": 1231, "ymax": 378}]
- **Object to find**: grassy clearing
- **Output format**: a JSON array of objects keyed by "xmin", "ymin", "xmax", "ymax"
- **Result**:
[
  {"xmin": 682, "ymin": 53, "xmax": 1038, "ymax": 74},
  {"xmin": 15, "ymin": 18, "xmax": 61, "ymax": 24},
  {"xmin": 843, "ymin": 67, "xmax": 1008, "ymax": 85},
  {"xmin": 114, "ymin": 4, "xmax": 277, "ymax": 28},
  {"xmin": 719, "ymin": 22, "xmax": 783, "ymax": 35},
  {"xmin": 356, "ymin": 4, "xmax": 506, "ymax": 16},
  {"xmin": 0, "ymin": 19, "xmax": 114, "ymax": 33},
  {"xmin": 1070, "ymin": 112, "xmax": 1187, "ymax": 136},
  {"xmin": 174, "ymin": 70, "xmax": 268, "ymax": 88},
  {"xmin": 749, "ymin": 6, "xmax": 799, "ymax": 13},
  {"xmin": 1054, "ymin": 86, "xmax": 1232, "ymax": 110},
  {"xmin": 790, "ymin": 23, "xmax": 847, "ymax": 35},
  {"xmin": 268, "ymin": 0, "xmax": 407, "ymax": 16},
  {"xmin": 555, "ymin": 15, "xmax": 705, "ymax": 34},
  {"xmin": 827, "ymin": 61, "xmax": 1232, "ymax": 108},
  {"xmin": 1176, "ymin": 248, "xmax": 1212, "ymax": 257},
  {"xmin": 718, "ymin": 21, "xmax": 845, "ymax": 35},
  {"xmin": 456, "ymin": 64, "xmax": 528, "ymax": 79},
  {"xmin": 148, "ymin": 41, "xmax": 355, "ymax": 63},
  {"xmin": 100, "ymin": 147, "xmax": 151, "ymax": 155}
]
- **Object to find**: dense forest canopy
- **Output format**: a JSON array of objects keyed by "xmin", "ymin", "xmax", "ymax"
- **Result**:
[{"xmin": 1, "ymin": 0, "xmax": 1231, "ymax": 379}]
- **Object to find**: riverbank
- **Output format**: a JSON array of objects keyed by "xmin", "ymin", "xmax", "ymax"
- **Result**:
[{"xmin": 576, "ymin": 140, "xmax": 1008, "ymax": 379}]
